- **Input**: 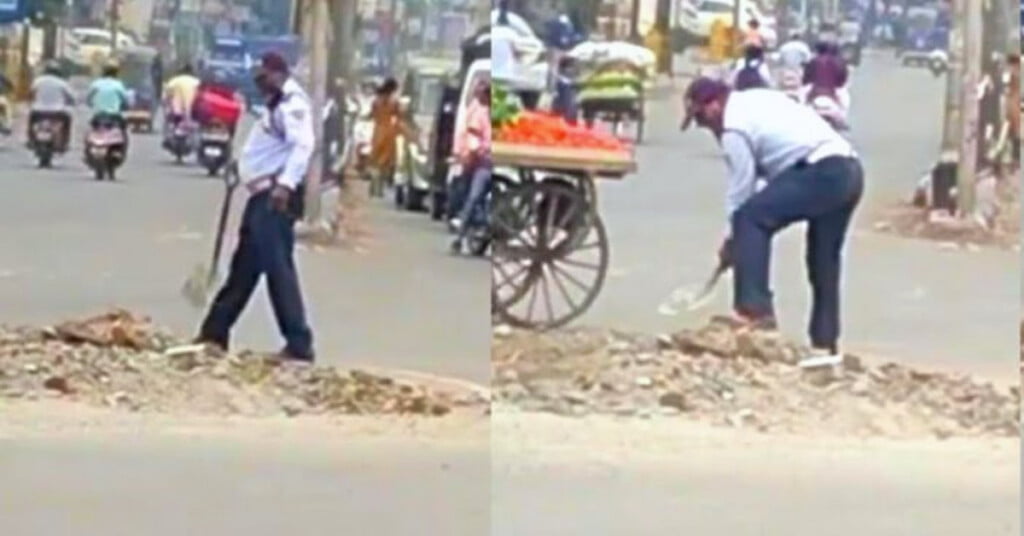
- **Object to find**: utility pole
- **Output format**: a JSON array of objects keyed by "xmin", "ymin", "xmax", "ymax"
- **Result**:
[
  {"xmin": 732, "ymin": 0, "xmax": 742, "ymax": 54},
  {"xmin": 109, "ymin": 0, "xmax": 119, "ymax": 54},
  {"xmin": 977, "ymin": 0, "xmax": 1009, "ymax": 170},
  {"xmin": 956, "ymin": 0, "xmax": 983, "ymax": 215},
  {"xmin": 630, "ymin": 0, "xmax": 640, "ymax": 42},
  {"xmin": 301, "ymin": 0, "xmax": 328, "ymax": 224}
]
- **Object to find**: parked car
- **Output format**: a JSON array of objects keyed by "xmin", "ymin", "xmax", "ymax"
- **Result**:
[{"xmin": 71, "ymin": 28, "xmax": 136, "ymax": 65}]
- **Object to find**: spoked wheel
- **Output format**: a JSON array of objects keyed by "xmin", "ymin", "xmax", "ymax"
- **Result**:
[{"xmin": 491, "ymin": 181, "xmax": 609, "ymax": 330}]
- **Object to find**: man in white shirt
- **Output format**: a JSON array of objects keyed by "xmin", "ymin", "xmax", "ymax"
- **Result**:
[
  {"xmin": 196, "ymin": 52, "xmax": 316, "ymax": 362},
  {"xmin": 491, "ymin": 23, "xmax": 517, "ymax": 84},
  {"xmin": 681, "ymin": 77, "xmax": 864, "ymax": 367},
  {"xmin": 777, "ymin": 32, "xmax": 813, "ymax": 70}
]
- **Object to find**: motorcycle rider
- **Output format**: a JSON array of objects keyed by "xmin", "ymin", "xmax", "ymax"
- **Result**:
[
  {"xmin": 86, "ymin": 62, "xmax": 131, "ymax": 140},
  {"xmin": 777, "ymin": 32, "xmax": 812, "ymax": 98},
  {"xmin": 731, "ymin": 44, "xmax": 772, "ymax": 90},
  {"xmin": 161, "ymin": 63, "xmax": 200, "ymax": 137},
  {"xmin": 193, "ymin": 69, "xmax": 240, "ymax": 137},
  {"xmin": 449, "ymin": 79, "xmax": 491, "ymax": 255},
  {"xmin": 802, "ymin": 41, "xmax": 851, "ymax": 128},
  {"xmin": 28, "ymin": 60, "xmax": 75, "ymax": 152}
]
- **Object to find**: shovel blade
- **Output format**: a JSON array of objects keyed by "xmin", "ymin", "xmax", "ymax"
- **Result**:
[{"xmin": 181, "ymin": 263, "xmax": 211, "ymax": 309}]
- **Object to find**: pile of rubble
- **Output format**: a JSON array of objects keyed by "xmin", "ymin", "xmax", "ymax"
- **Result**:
[
  {"xmin": 493, "ymin": 317, "xmax": 1019, "ymax": 439},
  {"xmin": 876, "ymin": 174, "xmax": 1019, "ymax": 249},
  {"xmin": 0, "ymin": 310, "xmax": 479, "ymax": 418}
]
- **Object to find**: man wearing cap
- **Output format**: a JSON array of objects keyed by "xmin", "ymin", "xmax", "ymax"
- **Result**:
[
  {"xmin": 681, "ymin": 77, "xmax": 864, "ymax": 368},
  {"xmin": 195, "ymin": 52, "xmax": 316, "ymax": 362}
]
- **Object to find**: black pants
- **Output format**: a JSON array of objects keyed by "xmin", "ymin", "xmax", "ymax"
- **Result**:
[
  {"xmin": 731, "ymin": 156, "xmax": 864, "ymax": 352},
  {"xmin": 28, "ymin": 110, "xmax": 71, "ymax": 150},
  {"xmin": 199, "ymin": 191, "xmax": 314, "ymax": 360}
]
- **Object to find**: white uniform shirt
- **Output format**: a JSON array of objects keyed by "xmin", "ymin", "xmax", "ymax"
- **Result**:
[
  {"xmin": 239, "ymin": 78, "xmax": 316, "ymax": 190},
  {"xmin": 720, "ymin": 89, "xmax": 856, "ymax": 220}
]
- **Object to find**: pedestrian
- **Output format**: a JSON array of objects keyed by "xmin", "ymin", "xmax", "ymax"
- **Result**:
[
  {"xmin": 1005, "ymin": 53, "xmax": 1020, "ymax": 171},
  {"xmin": 681, "ymin": 77, "xmax": 864, "ymax": 368},
  {"xmin": 195, "ymin": 52, "xmax": 316, "ymax": 362},
  {"xmin": 551, "ymin": 56, "xmax": 579, "ymax": 124},
  {"xmin": 368, "ymin": 77, "xmax": 401, "ymax": 197}
]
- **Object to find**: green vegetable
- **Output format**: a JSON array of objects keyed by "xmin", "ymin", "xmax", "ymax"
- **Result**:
[{"xmin": 491, "ymin": 83, "xmax": 521, "ymax": 128}]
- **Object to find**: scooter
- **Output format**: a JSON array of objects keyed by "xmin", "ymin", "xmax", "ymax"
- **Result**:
[
  {"xmin": 162, "ymin": 113, "xmax": 195, "ymax": 164},
  {"xmin": 84, "ymin": 116, "xmax": 126, "ymax": 181},
  {"xmin": 30, "ymin": 116, "xmax": 62, "ymax": 168},
  {"xmin": 196, "ymin": 121, "xmax": 232, "ymax": 176}
]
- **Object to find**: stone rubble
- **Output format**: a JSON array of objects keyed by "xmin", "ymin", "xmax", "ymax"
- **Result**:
[
  {"xmin": 0, "ymin": 310, "xmax": 483, "ymax": 418},
  {"xmin": 493, "ymin": 316, "xmax": 1019, "ymax": 439}
]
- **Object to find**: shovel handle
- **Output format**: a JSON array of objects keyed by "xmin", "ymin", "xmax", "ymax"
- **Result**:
[{"xmin": 206, "ymin": 161, "xmax": 240, "ymax": 285}]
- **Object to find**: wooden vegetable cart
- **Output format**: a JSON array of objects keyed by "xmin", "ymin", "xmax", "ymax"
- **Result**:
[
  {"xmin": 491, "ymin": 141, "xmax": 637, "ymax": 330},
  {"xmin": 578, "ymin": 60, "xmax": 646, "ymax": 143}
]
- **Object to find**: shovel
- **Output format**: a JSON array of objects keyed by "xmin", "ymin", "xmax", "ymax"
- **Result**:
[
  {"xmin": 657, "ymin": 259, "xmax": 730, "ymax": 316},
  {"xmin": 182, "ymin": 160, "xmax": 241, "ymax": 308}
]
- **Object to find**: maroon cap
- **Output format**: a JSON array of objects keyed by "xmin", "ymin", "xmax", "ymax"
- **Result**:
[
  {"xmin": 260, "ymin": 52, "xmax": 289, "ymax": 75},
  {"xmin": 681, "ymin": 77, "xmax": 730, "ymax": 130}
]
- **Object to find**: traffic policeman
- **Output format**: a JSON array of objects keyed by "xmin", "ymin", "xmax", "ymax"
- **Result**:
[{"xmin": 196, "ymin": 52, "xmax": 316, "ymax": 362}]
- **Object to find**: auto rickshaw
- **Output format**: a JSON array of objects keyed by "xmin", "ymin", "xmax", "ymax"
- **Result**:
[{"xmin": 116, "ymin": 45, "xmax": 159, "ymax": 133}]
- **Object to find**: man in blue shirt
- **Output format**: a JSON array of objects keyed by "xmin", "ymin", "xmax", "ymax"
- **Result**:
[{"xmin": 86, "ymin": 63, "xmax": 130, "ymax": 133}]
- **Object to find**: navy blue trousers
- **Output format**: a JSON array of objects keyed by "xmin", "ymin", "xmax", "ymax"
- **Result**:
[
  {"xmin": 199, "ymin": 191, "xmax": 314, "ymax": 360},
  {"xmin": 731, "ymin": 156, "xmax": 864, "ymax": 351}
]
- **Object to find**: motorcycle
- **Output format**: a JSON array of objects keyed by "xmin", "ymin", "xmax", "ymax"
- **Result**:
[
  {"xmin": 84, "ymin": 116, "xmax": 127, "ymax": 181},
  {"xmin": 30, "ymin": 117, "xmax": 62, "ymax": 168},
  {"xmin": 163, "ymin": 114, "xmax": 195, "ymax": 164},
  {"xmin": 196, "ymin": 121, "xmax": 232, "ymax": 176}
]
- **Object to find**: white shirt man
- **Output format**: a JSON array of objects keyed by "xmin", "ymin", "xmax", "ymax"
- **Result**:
[
  {"xmin": 682, "ymin": 78, "xmax": 863, "ymax": 368},
  {"xmin": 719, "ymin": 88, "xmax": 856, "ymax": 216},
  {"xmin": 491, "ymin": 24, "xmax": 518, "ymax": 83},
  {"xmin": 239, "ymin": 78, "xmax": 315, "ymax": 192},
  {"xmin": 777, "ymin": 38, "xmax": 813, "ymax": 70}
]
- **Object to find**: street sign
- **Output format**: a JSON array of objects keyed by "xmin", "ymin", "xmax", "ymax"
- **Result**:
[{"xmin": 0, "ymin": 0, "xmax": 24, "ymax": 24}]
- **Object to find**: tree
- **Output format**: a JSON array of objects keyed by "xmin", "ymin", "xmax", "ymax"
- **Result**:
[{"xmin": 30, "ymin": 0, "xmax": 66, "ymax": 60}]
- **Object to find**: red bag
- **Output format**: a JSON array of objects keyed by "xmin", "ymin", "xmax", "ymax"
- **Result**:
[{"xmin": 194, "ymin": 89, "xmax": 242, "ymax": 126}]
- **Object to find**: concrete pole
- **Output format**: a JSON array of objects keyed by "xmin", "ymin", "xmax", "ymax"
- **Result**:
[
  {"xmin": 957, "ymin": 0, "xmax": 983, "ymax": 215},
  {"xmin": 303, "ymin": 0, "xmax": 328, "ymax": 223}
]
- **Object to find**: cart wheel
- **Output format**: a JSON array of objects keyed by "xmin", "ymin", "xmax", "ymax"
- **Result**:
[{"xmin": 491, "ymin": 181, "xmax": 609, "ymax": 330}]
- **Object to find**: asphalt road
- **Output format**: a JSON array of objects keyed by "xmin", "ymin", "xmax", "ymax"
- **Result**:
[
  {"xmin": 0, "ymin": 405, "xmax": 490, "ymax": 536},
  {"xmin": 585, "ymin": 55, "xmax": 1017, "ymax": 380},
  {"xmin": 0, "ymin": 110, "xmax": 490, "ymax": 383},
  {"xmin": 491, "ymin": 412, "xmax": 1019, "ymax": 536}
]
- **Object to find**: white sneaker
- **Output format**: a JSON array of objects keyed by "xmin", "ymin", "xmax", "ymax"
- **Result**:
[
  {"xmin": 449, "ymin": 218, "xmax": 463, "ymax": 232},
  {"xmin": 798, "ymin": 349, "xmax": 843, "ymax": 369}
]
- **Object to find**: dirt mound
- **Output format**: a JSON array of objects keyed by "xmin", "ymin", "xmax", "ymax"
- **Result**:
[
  {"xmin": 493, "ymin": 317, "xmax": 1019, "ymax": 439},
  {"xmin": 875, "ymin": 176, "xmax": 1019, "ymax": 249},
  {"xmin": 0, "ymin": 311, "xmax": 484, "ymax": 418}
]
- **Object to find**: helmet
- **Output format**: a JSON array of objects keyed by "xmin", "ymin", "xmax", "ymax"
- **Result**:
[{"xmin": 43, "ymin": 60, "xmax": 62, "ymax": 76}]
